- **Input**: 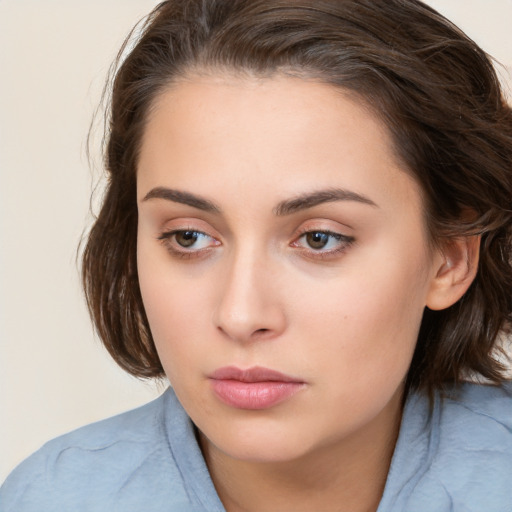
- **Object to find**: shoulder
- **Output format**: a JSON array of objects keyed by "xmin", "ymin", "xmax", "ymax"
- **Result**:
[
  {"xmin": 436, "ymin": 381, "xmax": 512, "ymax": 460},
  {"xmin": 0, "ymin": 389, "xmax": 205, "ymax": 512},
  {"xmin": 433, "ymin": 382, "xmax": 512, "ymax": 511},
  {"xmin": 389, "ymin": 382, "xmax": 512, "ymax": 512},
  {"xmin": 444, "ymin": 379, "xmax": 512, "ymax": 419}
]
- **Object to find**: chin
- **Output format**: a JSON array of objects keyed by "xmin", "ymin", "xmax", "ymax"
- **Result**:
[{"xmin": 199, "ymin": 418, "xmax": 322, "ymax": 465}]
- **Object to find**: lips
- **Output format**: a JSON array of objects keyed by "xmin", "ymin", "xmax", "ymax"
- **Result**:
[{"xmin": 209, "ymin": 366, "xmax": 305, "ymax": 410}]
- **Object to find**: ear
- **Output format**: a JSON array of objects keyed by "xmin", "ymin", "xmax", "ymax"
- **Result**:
[{"xmin": 426, "ymin": 235, "xmax": 481, "ymax": 311}]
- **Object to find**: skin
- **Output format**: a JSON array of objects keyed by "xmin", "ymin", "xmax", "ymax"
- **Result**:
[{"xmin": 136, "ymin": 75, "xmax": 478, "ymax": 512}]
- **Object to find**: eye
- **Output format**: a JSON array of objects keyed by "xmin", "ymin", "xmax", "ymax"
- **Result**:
[
  {"xmin": 303, "ymin": 231, "xmax": 335, "ymax": 250},
  {"xmin": 174, "ymin": 230, "xmax": 207, "ymax": 248},
  {"xmin": 158, "ymin": 229, "xmax": 219, "ymax": 257},
  {"xmin": 292, "ymin": 230, "xmax": 354, "ymax": 256}
]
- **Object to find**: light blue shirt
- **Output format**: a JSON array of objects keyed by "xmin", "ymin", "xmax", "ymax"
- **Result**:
[{"xmin": 1, "ymin": 382, "xmax": 512, "ymax": 511}]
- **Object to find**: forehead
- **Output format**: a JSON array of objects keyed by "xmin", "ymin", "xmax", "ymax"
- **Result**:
[{"xmin": 137, "ymin": 74, "xmax": 422, "ymax": 215}]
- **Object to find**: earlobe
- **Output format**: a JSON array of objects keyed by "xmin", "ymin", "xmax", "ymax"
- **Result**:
[{"xmin": 426, "ymin": 235, "xmax": 481, "ymax": 311}]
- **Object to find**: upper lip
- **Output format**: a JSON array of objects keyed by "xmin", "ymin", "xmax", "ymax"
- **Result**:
[{"xmin": 209, "ymin": 366, "xmax": 303, "ymax": 383}]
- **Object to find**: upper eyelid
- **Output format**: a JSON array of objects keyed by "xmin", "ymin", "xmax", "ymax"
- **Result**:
[
  {"xmin": 294, "ymin": 216, "xmax": 354, "ymax": 231},
  {"xmin": 159, "ymin": 228, "xmax": 208, "ymax": 237},
  {"xmin": 158, "ymin": 228, "xmax": 217, "ymax": 242},
  {"xmin": 294, "ymin": 223, "xmax": 354, "ymax": 239},
  {"xmin": 158, "ymin": 226, "xmax": 351, "ymax": 241},
  {"xmin": 296, "ymin": 227, "xmax": 346, "ymax": 236},
  {"xmin": 294, "ymin": 230, "xmax": 354, "ymax": 245},
  {"xmin": 158, "ymin": 222, "xmax": 218, "ymax": 238},
  {"xmin": 157, "ymin": 222, "xmax": 354, "ymax": 244}
]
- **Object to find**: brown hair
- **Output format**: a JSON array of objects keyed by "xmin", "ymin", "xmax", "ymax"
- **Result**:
[{"xmin": 82, "ymin": 0, "xmax": 512, "ymax": 394}]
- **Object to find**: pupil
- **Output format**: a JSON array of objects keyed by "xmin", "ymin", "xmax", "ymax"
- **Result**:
[
  {"xmin": 176, "ymin": 231, "xmax": 198, "ymax": 247},
  {"xmin": 307, "ymin": 232, "xmax": 328, "ymax": 249}
]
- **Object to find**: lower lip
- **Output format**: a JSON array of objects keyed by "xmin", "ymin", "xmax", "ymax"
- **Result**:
[{"xmin": 210, "ymin": 380, "xmax": 304, "ymax": 410}]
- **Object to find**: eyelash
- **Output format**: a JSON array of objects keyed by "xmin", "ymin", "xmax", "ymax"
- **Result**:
[
  {"xmin": 291, "ymin": 229, "xmax": 355, "ymax": 259},
  {"xmin": 157, "ymin": 228, "xmax": 355, "ymax": 260},
  {"xmin": 157, "ymin": 229, "xmax": 219, "ymax": 259}
]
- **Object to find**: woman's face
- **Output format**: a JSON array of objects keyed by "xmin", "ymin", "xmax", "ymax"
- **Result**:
[{"xmin": 136, "ymin": 75, "xmax": 443, "ymax": 463}]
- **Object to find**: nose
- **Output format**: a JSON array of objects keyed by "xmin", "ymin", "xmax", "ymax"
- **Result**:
[{"xmin": 213, "ymin": 247, "xmax": 287, "ymax": 343}]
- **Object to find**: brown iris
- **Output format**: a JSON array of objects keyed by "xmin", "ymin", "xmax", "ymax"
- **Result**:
[
  {"xmin": 306, "ymin": 232, "xmax": 330, "ymax": 249},
  {"xmin": 175, "ymin": 231, "xmax": 199, "ymax": 247}
]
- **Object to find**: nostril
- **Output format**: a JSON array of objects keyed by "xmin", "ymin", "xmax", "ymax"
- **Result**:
[{"xmin": 252, "ymin": 328, "xmax": 274, "ymax": 340}]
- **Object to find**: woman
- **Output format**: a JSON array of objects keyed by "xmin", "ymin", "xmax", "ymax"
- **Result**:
[{"xmin": 2, "ymin": 0, "xmax": 511, "ymax": 510}]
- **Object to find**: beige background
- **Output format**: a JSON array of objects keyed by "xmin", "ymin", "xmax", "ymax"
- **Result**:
[{"xmin": 1, "ymin": 0, "xmax": 511, "ymax": 482}]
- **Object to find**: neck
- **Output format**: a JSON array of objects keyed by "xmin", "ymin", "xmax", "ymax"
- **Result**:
[{"xmin": 200, "ymin": 388, "xmax": 404, "ymax": 512}]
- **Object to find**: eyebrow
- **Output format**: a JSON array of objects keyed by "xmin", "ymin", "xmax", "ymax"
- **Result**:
[
  {"xmin": 273, "ymin": 188, "xmax": 378, "ymax": 216},
  {"xmin": 142, "ymin": 187, "xmax": 221, "ymax": 213},
  {"xmin": 141, "ymin": 186, "xmax": 378, "ymax": 216}
]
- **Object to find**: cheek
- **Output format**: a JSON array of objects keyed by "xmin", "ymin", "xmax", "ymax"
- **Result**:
[
  {"xmin": 294, "ymin": 248, "xmax": 430, "ymax": 388},
  {"xmin": 137, "ymin": 237, "xmax": 210, "ymax": 371}
]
